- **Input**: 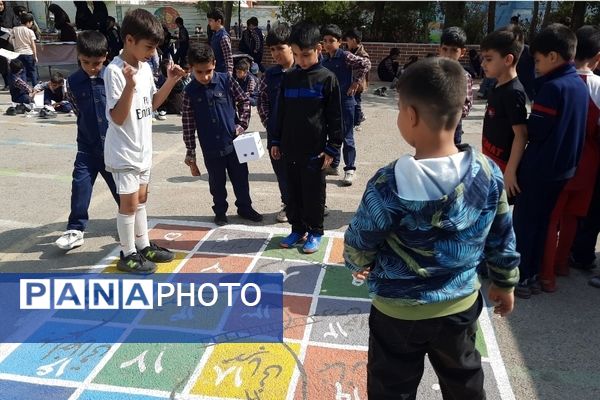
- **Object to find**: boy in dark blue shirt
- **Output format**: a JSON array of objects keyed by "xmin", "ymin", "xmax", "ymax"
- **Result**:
[
  {"xmin": 55, "ymin": 30, "xmax": 119, "ymax": 250},
  {"xmin": 270, "ymin": 22, "xmax": 343, "ymax": 253},
  {"xmin": 257, "ymin": 22, "xmax": 294, "ymax": 223},
  {"xmin": 321, "ymin": 24, "xmax": 370, "ymax": 186},
  {"xmin": 182, "ymin": 44, "xmax": 262, "ymax": 226},
  {"xmin": 234, "ymin": 59, "xmax": 258, "ymax": 106},
  {"xmin": 512, "ymin": 24, "xmax": 589, "ymax": 298}
]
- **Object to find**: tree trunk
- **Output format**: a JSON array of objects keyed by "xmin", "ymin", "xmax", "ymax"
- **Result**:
[
  {"xmin": 571, "ymin": 1, "xmax": 587, "ymax": 29},
  {"xmin": 443, "ymin": 1, "xmax": 466, "ymax": 28},
  {"xmin": 530, "ymin": 1, "xmax": 540, "ymax": 39},
  {"xmin": 487, "ymin": 1, "xmax": 496, "ymax": 34},
  {"xmin": 542, "ymin": 1, "xmax": 553, "ymax": 27},
  {"xmin": 371, "ymin": 2, "xmax": 386, "ymax": 41},
  {"xmin": 223, "ymin": 1, "xmax": 233, "ymax": 31}
]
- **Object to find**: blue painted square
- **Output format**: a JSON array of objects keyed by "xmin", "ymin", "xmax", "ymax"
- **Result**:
[
  {"xmin": 0, "ymin": 379, "xmax": 75, "ymax": 399},
  {"xmin": 79, "ymin": 390, "xmax": 166, "ymax": 399}
]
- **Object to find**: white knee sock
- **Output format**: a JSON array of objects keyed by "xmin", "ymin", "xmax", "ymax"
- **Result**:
[
  {"xmin": 134, "ymin": 203, "xmax": 150, "ymax": 250},
  {"xmin": 117, "ymin": 213, "xmax": 136, "ymax": 256}
]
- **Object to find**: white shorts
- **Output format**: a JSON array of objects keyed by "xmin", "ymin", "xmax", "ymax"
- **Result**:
[{"xmin": 112, "ymin": 169, "xmax": 151, "ymax": 195}]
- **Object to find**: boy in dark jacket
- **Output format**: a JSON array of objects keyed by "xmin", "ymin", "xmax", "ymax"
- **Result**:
[
  {"xmin": 512, "ymin": 24, "xmax": 589, "ymax": 298},
  {"xmin": 270, "ymin": 22, "xmax": 343, "ymax": 253},
  {"xmin": 345, "ymin": 57, "xmax": 519, "ymax": 399}
]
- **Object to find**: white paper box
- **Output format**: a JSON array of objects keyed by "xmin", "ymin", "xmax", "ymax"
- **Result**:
[{"xmin": 233, "ymin": 131, "xmax": 265, "ymax": 163}]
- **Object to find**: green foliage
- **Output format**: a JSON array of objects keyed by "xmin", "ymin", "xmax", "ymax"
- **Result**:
[
  {"xmin": 377, "ymin": 2, "xmax": 437, "ymax": 43},
  {"xmin": 463, "ymin": 2, "xmax": 487, "ymax": 44}
]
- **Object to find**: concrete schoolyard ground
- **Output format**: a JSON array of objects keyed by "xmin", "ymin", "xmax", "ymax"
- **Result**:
[{"xmin": 0, "ymin": 78, "xmax": 599, "ymax": 400}]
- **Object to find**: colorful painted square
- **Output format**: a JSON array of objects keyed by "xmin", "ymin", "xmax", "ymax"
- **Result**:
[
  {"xmin": 262, "ymin": 235, "xmax": 330, "ymax": 263},
  {"xmin": 197, "ymin": 229, "xmax": 270, "ymax": 255},
  {"xmin": 294, "ymin": 346, "xmax": 367, "ymax": 400},
  {"xmin": 319, "ymin": 264, "xmax": 370, "ymax": 299},
  {"xmin": 180, "ymin": 254, "xmax": 253, "ymax": 273},
  {"xmin": 326, "ymin": 237, "xmax": 345, "ymax": 264},
  {"xmin": 102, "ymin": 252, "xmax": 186, "ymax": 274},
  {"xmin": 309, "ymin": 298, "xmax": 370, "ymax": 347},
  {"xmin": 149, "ymin": 223, "xmax": 210, "ymax": 251},
  {"xmin": 0, "ymin": 323, "xmax": 121, "ymax": 380},
  {"xmin": 283, "ymin": 295, "xmax": 313, "ymax": 340},
  {"xmin": 0, "ymin": 380, "xmax": 76, "ymax": 400},
  {"xmin": 191, "ymin": 342, "xmax": 301, "ymax": 398},
  {"xmin": 221, "ymin": 291, "xmax": 284, "ymax": 343},
  {"xmin": 78, "ymin": 390, "xmax": 166, "ymax": 400},
  {"xmin": 251, "ymin": 259, "xmax": 323, "ymax": 295},
  {"xmin": 93, "ymin": 343, "xmax": 206, "ymax": 392}
]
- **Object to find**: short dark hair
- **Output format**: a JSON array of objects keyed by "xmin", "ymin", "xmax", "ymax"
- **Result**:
[
  {"xmin": 107, "ymin": 16, "xmax": 115, "ymax": 23},
  {"xmin": 289, "ymin": 22, "xmax": 321, "ymax": 50},
  {"xmin": 188, "ymin": 44, "xmax": 215, "ymax": 66},
  {"xmin": 235, "ymin": 59, "xmax": 250, "ymax": 71},
  {"xmin": 265, "ymin": 22, "xmax": 291, "ymax": 47},
  {"xmin": 50, "ymin": 72, "xmax": 64, "ymax": 84},
  {"xmin": 207, "ymin": 8, "xmax": 225, "ymax": 23},
  {"xmin": 321, "ymin": 24, "xmax": 342, "ymax": 40},
  {"xmin": 440, "ymin": 26, "xmax": 467, "ymax": 48},
  {"xmin": 13, "ymin": 5, "xmax": 27, "ymax": 15},
  {"xmin": 20, "ymin": 12, "xmax": 33, "ymax": 24},
  {"xmin": 396, "ymin": 57, "xmax": 467, "ymax": 131},
  {"xmin": 343, "ymin": 28, "xmax": 362, "ymax": 43},
  {"xmin": 575, "ymin": 25, "xmax": 600, "ymax": 61},
  {"xmin": 530, "ymin": 23, "xmax": 577, "ymax": 61},
  {"xmin": 121, "ymin": 8, "xmax": 164, "ymax": 45},
  {"xmin": 9, "ymin": 59, "xmax": 23, "ymax": 74},
  {"xmin": 76, "ymin": 30, "xmax": 108, "ymax": 57},
  {"xmin": 389, "ymin": 47, "xmax": 400, "ymax": 57},
  {"xmin": 247, "ymin": 17, "xmax": 258, "ymax": 27},
  {"xmin": 175, "ymin": 17, "xmax": 183, "ymax": 25},
  {"xmin": 480, "ymin": 25, "xmax": 524, "ymax": 65}
]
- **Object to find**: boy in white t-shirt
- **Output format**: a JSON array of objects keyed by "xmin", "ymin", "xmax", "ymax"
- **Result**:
[
  {"xmin": 104, "ymin": 9, "xmax": 185, "ymax": 274},
  {"xmin": 10, "ymin": 13, "xmax": 37, "ymax": 86}
]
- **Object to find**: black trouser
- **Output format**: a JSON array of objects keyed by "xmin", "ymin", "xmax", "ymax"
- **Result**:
[
  {"xmin": 269, "ymin": 151, "xmax": 289, "ymax": 206},
  {"xmin": 512, "ymin": 178, "xmax": 567, "ymax": 282},
  {"xmin": 286, "ymin": 160, "xmax": 325, "ymax": 235},
  {"xmin": 368, "ymin": 294, "xmax": 485, "ymax": 400},
  {"xmin": 571, "ymin": 168, "xmax": 600, "ymax": 264},
  {"xmin": 203, "ymin": 151, "xmax": 252, "ymax": 216}
]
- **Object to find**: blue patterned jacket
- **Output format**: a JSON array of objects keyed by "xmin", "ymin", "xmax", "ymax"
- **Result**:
[{"xmin": 344, "ymin": 148, "xmax": 520, "ymax": 305}]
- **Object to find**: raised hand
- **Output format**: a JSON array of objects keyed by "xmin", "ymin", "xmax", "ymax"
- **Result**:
[{"xmin": 122, "ymin": 62, "xmax": 138, "ymax": 87}]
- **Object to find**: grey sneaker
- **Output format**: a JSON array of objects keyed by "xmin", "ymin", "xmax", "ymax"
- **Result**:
[
  {"xmin": 276, "ymin": 204, "xmax": 288, "ymax": 223},
  {"xmin": 55, "ymin": 230, "xmax": 84, "ymax": 250},
  {"xmin": 325, "ymin": 166, "xmax": 340, "ymax": 176},
  {"xmin": 342, "ymin": 170, "xmax": 355, "ymax": 186}
]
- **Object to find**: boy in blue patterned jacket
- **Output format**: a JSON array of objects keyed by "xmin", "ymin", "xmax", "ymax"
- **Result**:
[{"xmin": 344, "ymin": 57, "xmax": 520, "ymax": 400}]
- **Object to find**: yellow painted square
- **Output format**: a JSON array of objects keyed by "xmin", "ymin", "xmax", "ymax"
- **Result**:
[{"xmin": 191, "ymin": 342, "xmax": 301, "ymax": 398}]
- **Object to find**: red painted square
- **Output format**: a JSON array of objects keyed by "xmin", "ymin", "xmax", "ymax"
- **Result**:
[
  {"xmin": 294, "ymin": 346, "xmax": 367, "ymax": 400},
  {"xmin": 149, "ymin": 224, "xmax": 210, "ymax": 251},
  {"xmin": 180, "ymin": 254, "xmax": 252, "ymax": 273},
  {"xmin": 283, "ymin": 295, "xmax": 313, "ymax": 340}
]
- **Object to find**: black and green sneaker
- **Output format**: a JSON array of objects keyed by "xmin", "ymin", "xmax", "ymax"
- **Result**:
[
  {"xmin": 117, "ymin": 251, "xmax": 157, "ymax": 275},
  {"xmin": 139, "ymin": 242, "xmax": 175, "ymax": 263}
]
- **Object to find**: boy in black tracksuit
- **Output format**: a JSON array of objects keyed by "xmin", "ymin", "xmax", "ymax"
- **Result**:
[{"xmin": 270, "ymin": 22, "xmax": 342, "ymax": 254}]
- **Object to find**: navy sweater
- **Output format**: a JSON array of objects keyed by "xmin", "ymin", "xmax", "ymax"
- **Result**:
[{"xmin": 519, "ymin": 63, "xmax": 589, "ymax": 183}]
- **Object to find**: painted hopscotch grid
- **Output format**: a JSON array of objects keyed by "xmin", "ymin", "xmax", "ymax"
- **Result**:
[{"xmin": 0, "ymin": 219, "xmax": 515, "ymax": 400}]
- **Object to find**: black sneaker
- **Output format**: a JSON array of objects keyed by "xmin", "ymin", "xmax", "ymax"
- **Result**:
[
  {"xmin": 214, "ymin": 214, "xmax": 229, "ymax": 226},
  {"xmin": 117, "ymin": 251, "xmax": 157, "ymax": 275},
  {"xmin": 5, "ymin": 107, "xmax": 16, "ymax": 116},
  {"xmin": 237, "ymin": 208, "xmax": 263, "ymax": 222},
  {"xmin": 139, "ymin": 242, "xmax": 175, "ymax": 263},
  {"xmin": 570, "ymin": 255, "xmax": 596, "ymax": 271},
  {"xmin": 15, "ymin": 104, "xmax": 27, "ymax": 114}
]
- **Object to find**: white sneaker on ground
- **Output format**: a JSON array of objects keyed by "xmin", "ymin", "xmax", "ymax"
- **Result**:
[
  {"xmin": 55, "ymin": 230, "xmax": 84, "ymax": 250},
  {"xmin": 276, "ymin": 204, "xmax": 288, "ymax": 223},
  {"xmin": 342, "ymin": 170, "xmax": 355, "ymax": 186}
]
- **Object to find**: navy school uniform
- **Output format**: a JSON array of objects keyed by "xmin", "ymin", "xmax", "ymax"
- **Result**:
[
  {"xmin": 236, "ymin": 74, "xmax": 258, "ymax": 106},
  {"xmin": 65, "ymin": 67, "xmax": 119, "ymax": 231},
  {"xmin": 183, "ymin": 72, "xmax": 253, "ymax": 216},
  {"xmin": 8, "ymin": 69, "xmax": 30, "ymax": 104},
  {"xmin": 259, "ymin": 65, "xmax": 289, "ymax": 206},
  {"xmin": 210, "ymin": 28, "xmax": 231, "ymax": 74},
  {"xmin": 321, "ymin": 48, "xmax": 357, "ymax": 172}
]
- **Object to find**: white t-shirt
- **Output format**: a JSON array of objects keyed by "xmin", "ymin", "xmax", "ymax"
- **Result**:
[
  {"xmin": 104, "ymin": 56, "xmax": 157, "ymax": 172},
  {"xmin": 10, "ymin": 26, "xmax": 36, "ymax": 55},
  {"xmin": 394, "ymin": 151, "xmax": 471, "ymax": 201}
]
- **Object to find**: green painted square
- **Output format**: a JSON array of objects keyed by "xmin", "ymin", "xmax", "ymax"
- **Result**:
[
  {"xmin": 319, "ymin": 265, "xmax": 370, "ymax": 299},
  {"xmin": 93, "ymin": 343, "xmax": 205, "ymax": 391},
  {"xmin": 475, "ymin": 322, "xmax": 488, "ymax": 358},
  {"xmin": 262, "ymin": 235, "xmax": 329, "ymax": 263}
]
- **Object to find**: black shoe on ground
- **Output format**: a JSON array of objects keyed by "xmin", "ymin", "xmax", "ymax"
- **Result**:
[
  {"xmin": 214, "ymin": 214, "xmax": 229, "ymax": 226},
  {"xmin": 15, "ymin": 104, "xmax": 27, "ymax": 114},
  {"xmin": 5, "ymin": 107, "xmax": 16, "ymax": 116},
  {"xmin": 117, "ymin": 251, "xmax": 157, "ymax": 275},
  {"xmin": 237, "ymin": 208, "xmax": 263, "ymax": 222},
  {"xmin": 570, "ymin": 255, "xmax": 596, "ymax": 271},
  {"xmin": 139, "ymin": 242, "xmax": 175, "ymax": 263}
]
